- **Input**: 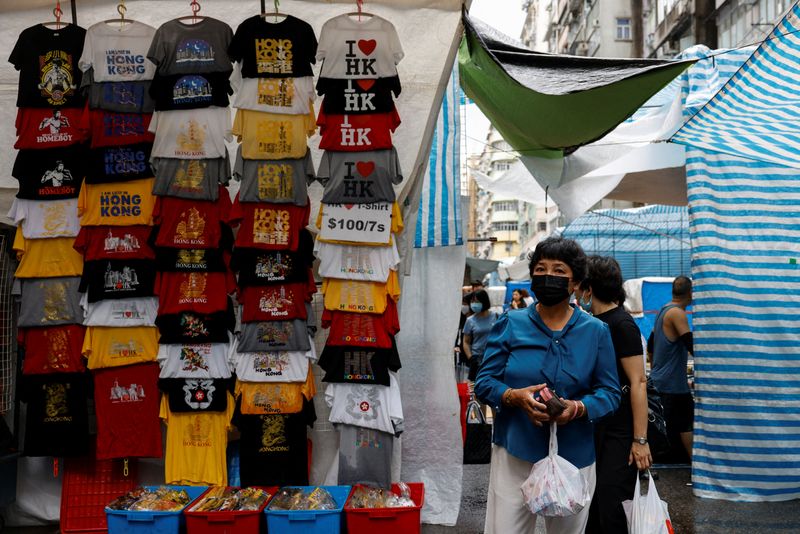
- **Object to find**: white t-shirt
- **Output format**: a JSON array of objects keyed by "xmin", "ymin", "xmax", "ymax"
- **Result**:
[
  {"xmin": 8, "ymin": 198, "xmax": 79, "ymax": 238},
  {"xmin": 81, "ymin": 294, "xmax": 158, "ymax": 327},
  {"xmin": 325, "ymin": 371, "xmax": 403, "ymax": 435},
  {"xmin": 317, "ymin": 14, "xmax": 404, "ymax": 79},
  {"xmin": 79, "ymin": 21, "xmax": 157, "ymax": 81},
  {"xmin": 230, "ymin": 69, "xmax": 314, "ymax": 114},
  {"xmin": 157, "ymin": 340, "xmax": 233, "ymax": 379},
  {"xmin": 314, "ymin": 240, "xmax": 399, "ymax": 282},
  {"xmin": 149, "ymin": 107, "xmax": 232, "ymax": 159},
  {"xmin": 230, "ymin": 341, "xmax": 315, "ymax": 383}
]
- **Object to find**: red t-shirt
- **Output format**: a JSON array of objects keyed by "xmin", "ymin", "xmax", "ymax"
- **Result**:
[
  {"xmin": 322, "ymin": 298, "xmax": 399, "ymax": 348},
  {"xmin": 15, "ymin": 107, "xmax": 89, "ymax": 149},
  {"xmin": 93, "ymin": 362, "xmax": 162, "ymax": 459},
  {"xmin": 230, "ymin": 196, "xmax": 310, "ymax": 251},
  {"xmin": 240, "ymin": 282, "xmax": 314, "ymax": 322},
  {"xmin": 73, "ymin": 225, "xmax": 155, "ymax": 261},
  {"xmin": 155, "ymin": 271, "xmax": 236, "ymax": 315},
  {"xmin": 19, "ymin": 325, "xmax": 86, "ymax": 374},
  {"xmin": 317, "ymin": 108, "xmax": 400, "ymax": 152},
  {"xmin": 80, "ymin": 107, "xmax": 154, "ymax": 148},
  {"xmin": 153, "ymin": 189, "xmax": 232, "ymax": 249}
]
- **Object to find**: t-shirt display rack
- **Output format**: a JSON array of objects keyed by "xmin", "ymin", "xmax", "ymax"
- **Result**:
[{"xmin": 8, "ymin": 0, "xmax": 411, "ymax": 503}]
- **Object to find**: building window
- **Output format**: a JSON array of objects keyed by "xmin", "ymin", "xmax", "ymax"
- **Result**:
[
  {"xmin": 537, "ymin": 221, "xmax": 548, "ymax": 232},
  {"xmin": 492, "ymin": 200, "xmax": 518, "ymax": 212},
  {"xmin": 492, "ymin": 221, "xmax": 519, "ymax": 232},
  {"xmin": 616, "ymin": 17, "xmax": 632, "ymax": 40},
  {"xmin": 492, "ymin": 161, "xmax": 512, "ymax": 172}
]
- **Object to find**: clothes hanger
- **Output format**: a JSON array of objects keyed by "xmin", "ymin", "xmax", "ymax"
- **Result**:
[
  {"xmin": 261, "ymin": 0, "xmax": 288, "ymax": 23},
  {"xmin": 41, "ymin": 1, "xmax": 69, "ymax": 29},
  {"xmin": 345, "ymin": 0, "xmax": 374, "ymax": 21},
  {"xmin": 102, "ymin": 1, "xmax": 136, "ymax": 29},
  {"xmin": 176, "ymin": 0, "xmax": 205, "ymax": 24}
]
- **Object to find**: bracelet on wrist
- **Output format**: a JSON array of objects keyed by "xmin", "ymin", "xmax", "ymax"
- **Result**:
[{"xmin": 502, "ymin": 388, "xmax": 514, "ymax": 406}]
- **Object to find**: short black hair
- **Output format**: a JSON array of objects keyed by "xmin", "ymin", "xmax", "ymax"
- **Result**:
[
  {"xmin": 528, "ymin": 237, "xmax": 587, "ymax": 283},
  {"xmin": 462, "ymin": 291, "xmax": 474, "ymax": 305},
  {"xmin": 580, "ymin": 255, "xmax": 626, "ymax": 305},
  {"xmin": 470, "ymin": 289, "xmax": 491, "ymax": 311},
  {"xmin": 673, "ymin": 275, "xmax": 692, "ymax": 298}
]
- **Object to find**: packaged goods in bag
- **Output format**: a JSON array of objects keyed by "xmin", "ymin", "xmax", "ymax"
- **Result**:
[{"xmin": 623, "ymin": 471, "xmax": 674, "ymax": 534}]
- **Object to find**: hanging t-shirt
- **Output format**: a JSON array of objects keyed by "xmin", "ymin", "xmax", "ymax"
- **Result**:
[
  {"xmin": 79, "ymin": 259, "xmax": 157, "ymax": 302},
  {"xmin": 73, "ymin": 225, "xmax": 155, "ymax": 261},
  {"xmin": 156, "ymin": 309, "xmax": 235, "ymax": 344},
  {"xmin": 317, "ymin": 148, "xmax": 402, "ymax": 204},
  {"xmin": 86, "ymin": 143, "xmax": 153, "ymax": 184},
  {"xmin": 239, "ymin": 283, "xmax": 314, "ymax": 323},
  {"xmin": 87, "ymin": 78, "xmax": 156, "ymax": 113},
  {"xmin": 231, "ymin": 341, "xmax": 314, "ymax": 383},
  {"xmin": 13, "ymin": 231, "xmax": 83, "ymax": 279},
  {"xmin": 238, "ymin": 321, "xmax": 312, "ymax": 353},
  {"xmin": 230, "ymin": 197, "xmax": 310, "ymax": 251},
  {"xmin": 317, "ymin": 76, "xmax": 401, "ymax": 114},
  {"xmin": 155, "ymin": 247, "xmax": 229, "ymax": 273},
  {"xmin": 17, "ymin": 277, "xmax": 83, "ymax": 328},
  {"xmin": 13, "ymin": 145, "xmax": 86, "ymax": 200},
  {"xmin": 236, "ymin": 400, "xmax": 316, "ymax": 487},
  {"xmin": 160, "ymin": 393, "xmax": 235, "ymax": 486},
  {"xmin": 149, "ymin": 108, "xmax": 232, "ymax": 159},
  {"xmin": 20, "ymin": 373, "xmax": 89, "ymax": 457},
  {"xmin": 229, "ymin": 15, "xmax": 317, "ymax": 78},
  {"xmin": 317, "ymin": 109, "xmax": 400, "ymax": 152},
  {"xmin": 316, "ymin": 14, "xmax": 404, "ymax": 79},
  {"xmin": 77, "ymin": 178, "xmax": 156, "ymax": 226},
  {"xmin": 315, "ymin": 241, "xmax": 399, "ymax": 282},
  {"xmin": 231, "ymin": 75, "xmax": 314, "ymax": 114},
  {"xmin": 148, "ymin": 18, "xmax": 234, "ymax": 76},
  {"xmin": 10, "ymin": 23, "xmax": 86, "ymax": 108},
  {"xmin": 151, "ymin": 155, "xmax": 231, "ymax": 201},
  {"xmin": 82, "ymin": 325, "xmax": 160, "ymax": 369},
  {"xmin": 316, "ymin": 201, "xmax": 403, "ymax": 247},
  {"xmin": 159, "ymin": 377, "xmax": 233, "ymax": 412},
  {"xmin": 79, "ymin": 20, "xmax": 157, "ymax": 81},
  {"xmin": 150, "ymin": 71, "xmax": 232, "ymax": 110},
  {"xmin": 232, "ymin": 245, "xmax": 314, "ymax": 287},
  {"xmin": 155, "ymin": 271, "xmax": 236, "ymax": 316},
  {"xmin": 322, "ymin": 272, "xmax": 400, "ymax": 314},
  {"xmin": 322, "ymin": 300, "xmax": 399, "ymax": 349},
  {"xmin": 325, "ymin": 372, "xmax": 403, "ymax": 435},
  {"xmin": 19, "ymin": 325, "xmax": 86, "ymax": 375},
  {"xmin": 93, "ymin": 362, "xmax": 162, "ymax": 459},
  {"xmin": 15, "ymin": 107, "xmax": 88, "ymax": 149},
  {"xmin": 152, "ymin": 191, "xmax": 231, "ymax": 248},
  {"xmin": 231, "ymin": 109, "xmax": 315, "ymax": 160},
  {"xmin": 318, "ymin": 343, "xmax": 401, "ymax": 386},
  {"xmin": 8, "ymin": 198, "xmax": 79, "ymax": 239},
  {"xmin": 337, "ymin": 424, "xmax": 393, "ymax": 489},
  {"xmin": 80, "ymin": 108, "xmax": 155, "ymax": 148},
  {"xmin": 235, "ymin": 368, "xmax": 316, "ymax": 415},
  {"xmin": 157, "ymin": 341, "xmax": 233, "ymax": 379},
  {"xmin": 233, "ymin": 149, "xmax": 314, "ymax": 205},
  {"xmin": 82, "ymin": 296, "xmax": 159, "ymax": 327}
]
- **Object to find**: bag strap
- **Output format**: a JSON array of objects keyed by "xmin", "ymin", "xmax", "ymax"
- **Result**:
[
  {"xmin": 466, "ymin": 400, "xmax": 486, "ymax": 424},
  {"xmin": 549, "ymin": 422, "xmax": 558, "ymax": 456}
]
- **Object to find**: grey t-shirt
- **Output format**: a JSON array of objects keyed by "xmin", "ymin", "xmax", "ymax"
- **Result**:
[
  {"xmin": 337, "ymin": 424, "xmax": 393, "ymax": 488},
  {"xmin": 317, "ymin": 148, "xmax": 402, "ymax": 204},
  {"xmin": 17, "ymin": 277, "xmax": 83, "ymax": 327},
  {"xmin": 238, "ymin": 319, "xmax": 312, "ymax": 352},
  {"xmin": 82, "ymin": 68, "xmax": 155, "ymax": 113},
  {"xmin": 147, "ymin": 18, "xmax": 233, "ymax": 75},
  {"xmin": 233, "ymin": 146, "xmax": 314, "ymax": 205},
  {"xmin": 151, "ymin": 153, "xmax": 232, "ymax": 200}
]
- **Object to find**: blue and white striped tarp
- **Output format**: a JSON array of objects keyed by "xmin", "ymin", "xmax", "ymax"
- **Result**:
[{"xmin": 414, "ymin": 66, "xmax": 463, "ymax": 248}]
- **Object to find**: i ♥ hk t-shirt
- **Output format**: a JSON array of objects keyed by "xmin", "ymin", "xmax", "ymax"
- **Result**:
[
  {"xmin": 317, "ymin": 109, "xmax": 400, "ymax": 152},
  {"xmin": 316, "ymin": 14, "xmax": 403, "ymax": 79}
]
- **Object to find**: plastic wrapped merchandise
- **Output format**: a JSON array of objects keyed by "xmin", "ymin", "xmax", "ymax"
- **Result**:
[
  {"xmin": 188, "ymin": 487, "xmax": 271, "ymax": 512},
  {"xmin": 106, "ymin": 486, "xmax": 191, "ymax": 512},
  {"xmin": 268, "ymin": 487, "xmax": 337, "ymax": 511},
  {"xmin": 347, "ymin": 483, "xmax": 416, "ymax": 509}
]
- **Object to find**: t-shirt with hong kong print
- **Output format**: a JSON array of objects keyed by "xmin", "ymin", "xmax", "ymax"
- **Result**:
[
  {"xmin": 235, "ymin": 367, "xmax": 316, "ymax": 415},
  {"xmin": 157, "ymin": 340, "xmax": 234, "ymax": 380},
  {"xmin": 14, "ymin": 107, "xmax": 89, "ymax": 150},
  {"xmin": 322, "ymin": 300, "xmax": 399, "ymax": 349},
  {"xmin": 19, "ymin": 325, "xmax": 86, "ymax": 375},
  {"xmin": 316, "ymin": 14, "xmax": 403, "ymax": 79},
  {"xmin": 322, "ymin": 271, "xmax": 400, "ymax": 315},
  {"xmin": 155, "ymin": 271, "xmax": 236, "ymax": 316},
  {"xmin": 152, "ymin": 189, "xmax": 232, "ymax": 249},
  {"xmin": 77, "ymin": 178, "xmax": 155, "ymax": 227},
  {"xmin": 78, "ymin": 21, "xmax": 157, "ymax": 82},
  {"xmin": 228, "ymin": 15, "xmax": 317, "ymax": 78},
  {"xmin": 317, "ymin": 148, "xmax": 402, "ymax": 204},
  {"xmin": 231, "ymin": 108, "xmax": 316, "ymax": 160},
  {"xmin": 79, "ymin": 259, "xmax": 157, "ymax": 303},
  {"xmin": 79, "ymin": 108, "xmax": 155, "ymax": 148},
  {"xmin": 13, "ymin": 231, "xmax": 83, "ymax": 279},
  {"xmin": 73, "ymin": 225, "xmax": 155, "ymax": 261},
  {"xmin": 149, "ymin": 108, "xmax": 232, "ymax": 159},
  {"xmin": 82, "ymin": 325, "xmax": 160, "ymax": 369},
  {"xmin": 317, "ymin": 109, "xmax": 400, "ymax": 152},
  {"xmin": 239, "ymin": 282, "xmax": 314, "ymax": 323},
  {"xmin": 229, "ymin": 196, "xmax": 310, "ymax": 251}
]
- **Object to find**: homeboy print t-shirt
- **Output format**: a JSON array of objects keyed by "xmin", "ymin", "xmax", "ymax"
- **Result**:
[
  {"xmin": 79, "ymin": 21, "xmax": 157, "ymax": 82},
  {"xmin": 147, "ymin": 18, "xmax": 233, "ymax": 75},
  {"xmin": 13, "ymin": 145, "xmax": 86, "ymax": 200},
  {"xmin": 15, "ymin": 108, "xmax": 88, "ymax": 150},
  {"xmin": 316, "ymin": 14, "xmax": 403, "ymax": 79},
  {"xmin": 229, "ymin": 15, "xmax": 317, "ymax": 78}
]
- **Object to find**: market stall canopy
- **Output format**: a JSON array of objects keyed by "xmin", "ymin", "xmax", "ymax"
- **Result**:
[{"xmin": 466, "ymin": 256, "xmax": 500, "ymax": 282}]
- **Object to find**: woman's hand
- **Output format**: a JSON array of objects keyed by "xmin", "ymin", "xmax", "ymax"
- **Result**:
[
  {"xmin": 629, "ymin": 442, "xmax": 652, "ymax": 471},
  {"xmin": 506, "ymin": 384, "xmax": 550, "ymax": 426},
  {"xmin": 552, "ymin": 399, "xmax": 578, "ymax": 425}
]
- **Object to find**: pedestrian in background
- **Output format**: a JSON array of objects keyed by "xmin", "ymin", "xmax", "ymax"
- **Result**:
[
  {"xmin": 462, "ymin": 289, "xmax": 497, "ymax": 382},
  {"xmin": 510, "ymin": 288, "xmax": 529, "ymax": 309}
]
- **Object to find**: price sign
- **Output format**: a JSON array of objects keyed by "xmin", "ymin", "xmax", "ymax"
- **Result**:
[{"xmin": 320, "ymin": 202, "xmax": 392, "ymax": 244}]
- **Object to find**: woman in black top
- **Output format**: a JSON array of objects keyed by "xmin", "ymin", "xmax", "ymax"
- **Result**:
[{"xmin": 579, "ymin": 256, "xmax": 652, "ymax": 534}]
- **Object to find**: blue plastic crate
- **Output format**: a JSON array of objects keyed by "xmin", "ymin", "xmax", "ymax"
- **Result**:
[
  {"xmin": 265, "ymin": 486, "xmax": 352, "ymax": 534},
  {"xmin": 106, "ymin": 485, "xmax": 207, "ymax": 534}
]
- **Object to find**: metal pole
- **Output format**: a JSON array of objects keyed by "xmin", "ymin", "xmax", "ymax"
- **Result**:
[{"xmin": 70, "ymin": 0, "xmax": 77, "ymax": 24}]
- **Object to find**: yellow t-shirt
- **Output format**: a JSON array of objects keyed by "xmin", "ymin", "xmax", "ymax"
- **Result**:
[
  {"xmin": 78, "ymin": 178, "xmax": 155, "ymax": 226},
  {"xmin": 13, "ymin": 229, "xmax": 83, "ymax": 278},
  {"xmin": 321, "ymin": 271, "xmax": 400, "ymax": 314},
  {"xmin": 315, "ymin": 201, "xmax": 404, "ymax": 246},
  {"xmin": 235, "ymin": 368, "xmax": 316, "ymax": 415},
  {"xmin": 160, "ymin": 393, "xmax": 234, "ymax": 486},
  {"xmin": 231, "ymin": 109, "xmax": 315, "ymax": 159},
  {"xmin": 82, "ymin": 326, "xmax": 160, "ymax": 369}
]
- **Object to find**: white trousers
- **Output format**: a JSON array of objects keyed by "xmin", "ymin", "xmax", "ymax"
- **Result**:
[{"xmin": 484, "ymin": 445, "xmax": 597, "ymax": 534}]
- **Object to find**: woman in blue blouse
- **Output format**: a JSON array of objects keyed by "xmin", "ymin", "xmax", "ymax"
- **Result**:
[{"xmin": 475, "ymin": 237, "xmax": 621, "ymax": 534}]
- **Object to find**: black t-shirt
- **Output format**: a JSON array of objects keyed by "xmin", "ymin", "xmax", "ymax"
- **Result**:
[
  {"xmin": 235, "ymin": 398, "xmax": 315, "ymax": 487},
  {"xmin": 13, "ymin": 145, "xmax": 86, "ymax": 200},
  {"xmin": 595, "ymin": 306, "xmax": 643, "ymax": 426},
  {"xmin": 156, "ymin": 307, "xmax": 235, "ymax": 344},
  {"xmin": 155, "ymin": 247, "xmax": 229, "ymax": 272},
  {"xmin": 228, "ymin": 15, "xmax": 317, "ymax": 78},
  {"xmin": 231, "ymin": 247, "xmax": 314, "ymax": 287},
  {"xmin": 20, "ymin": 373, "xmax": 90, "ymax": 457},
  {"xmin": 318, "ymin": 342, "xmax": 401, "ymax": 386},
  {"xmin": 159, "ymin": 377, "xmax": 233, "ymax": 412},
  {"xmin": 86, "ymin": 143, "xmax": 154, "ymax": 184},
  {"xmin": 317, "ymin": 76, "xmax": 401, "ymax": 114},
  {"xmin": 9, "ymin": 24, "xmax": 86, "ymax": 108},
  {"xmin": 79, "ymin": 259, "xmax": 157, "ymax": 303},
  {"xmin": 149, "ymin": 71, "xmax": 232, "ymax": 111}
]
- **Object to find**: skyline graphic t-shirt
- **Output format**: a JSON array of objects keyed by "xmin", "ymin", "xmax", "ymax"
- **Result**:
[
  {"xmin": 79, "ymin": 259, "xmax": 157, "ymax": 303},
  {"xmin": 233, "ymin": 148, "xmax": 314, "ymax": 205},
  {"xmin": 77, "ymin": 177, "xmax": 155, "ymax": 226},
  {"xmin": 82, "ymin": 296, "xmax": 159, "ymax": 327},
  {"xmin": 73, "ymin": 225, "xmax": 155, "ymax": 260},
  {"xmin": 17, "ymin": 277, "xmax": 83, "ymax": 328},
  {"xmin": 231, "ymin": 75, "xmax": 314, "ymax": 114},
  {"xmin": 156, "ymin": 308, "xmax": 235, "ymax": 344},
  {"xmin": 82, "ymin": 325, "xmax": 160, "ymax": 369},
  {"xmin": 232, "ymin": 237, "xmax": 314, "ymax": 287},
  {"xmin": 231, "ymin": 108, "xmax": 315, "ymax": 160},
  {"xmin": 235, "ymin": 368, "xmax": 315, "ymax": 415},
  {"xmin": 230, "ymin": 197, "xmax": 310, "ymax": 251},
  {"xmin": 238, "ymin": 320, "xmax": 312, "ymax": 353},
  {"xmin": 13, "ymin": 145, "xmax": 86, "ymax": 200},
  {"xmin": 325, "ymin": 371, "xmax": 403, "ymax": 435},
  {"xmin": 85, "ymin": 75, "xmax": 155, "ymax": 113},
  {"xmin": 80, "ymin": 108, "xmax": 155, "ymax": 148},
  {"xmin": 239, "ymin": 282, "xmax": 314, "ymax": 323},
  {"xmin": 317, "ymin": 109, "xmax": 400, "ymax": 151},
  {"xmin": 8, "ymin": 198, "xmax": 79, "ymax": 239},
  {"xmin": 15, "ymin": 107, "xmax": 88, "ymax": 150},
  {"xmin": 86, "ymin": 143, "xmax": 153, "ymax": 184},
  {"xmin": 149, "ymin": 107, "xmax": 232, "ymax": 159},
  {"xmin": 13, "ymin": 231, "xmax": 83, "ymax": 279},
  {"xmin": 19, "ymin": 324, "xmax": 86, "ymax": 375},
  {"xmin": 159, "ymin": 377, "xmax": 233, "ymax": 413},
  {"xmin": 322, "ymin": 299, "xmax": 399, "ymax": 349},
  {"xmin": 228, "ymin": 15, "xmax": 317, "ymax": 78},
  {"xmin": 152, "ymin": 191, "xmax": 231, "ymax": 249},
  {"xmin": 79, "ymin": 20, "xmax": 157, "ymax": 82},
  {"xmin": 20, "ymin": 373, "xmax": 89, "ymax": 457},
  {"xmin": 317, "ymin": 148, "xmax": 402, "ymax": 204},
  {"xmin": 151, "ymin": 155, "xmax": 231, "ymax": 200},
  {"xmin": 155, "ymin": 271, "xmax": 236, "ymax": 316},
  {"xmin": 317, "ymin": 76, "xmax": 401, "ymax": 114},
  {"xmin": 322, "ymin": 271, "xmax": 400, "ymax": 314},
  {"xmin": 150, "ymin": 71, "xmax": 232, "ymax": 111},
  {"xmin": 157, "ymin": 341, "xmax": 233, "ymax": 379},
  {"xmin": 148, "ymin": 17, "xmax": 234, "ymax": 76},
  {"xmin": 315, "ymin": 240, "xmax": 399, "ymax": 283},
  {"xmin": 316, "ymin": 14, "xmax": 403, "ymax": 79}
]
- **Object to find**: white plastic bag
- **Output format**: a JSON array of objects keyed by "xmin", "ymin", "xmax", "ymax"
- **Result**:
[
  {"xmin": 622, "ymin": 471, "xmax": 674, "ymax": 534},
  {"xmin": 520, "ymin": 423, "xmax": 592, "ymax": 517}
]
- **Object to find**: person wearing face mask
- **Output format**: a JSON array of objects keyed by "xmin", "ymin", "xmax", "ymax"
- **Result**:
[
  {"xmin": 462, "ymin": 289, "xmax": 498, "ymax": 382},
  {"xmin": 455, "ymin": 292, "xmax": 474, "ymax": 367},
  {"xmin": 474, "ymin": 237, "xmax": 621, "ymax": 534},
  {"xmin": 510, "ymin": 289, "xmax": 529, "ymax": 309}
]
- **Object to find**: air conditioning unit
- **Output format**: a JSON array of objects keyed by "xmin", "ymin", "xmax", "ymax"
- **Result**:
[
  {"xmin": 592, "ymin": 19, "xmax": 600, "ymax": 28},
  {"xmin": 577, "ymin": 42, "xmax": 590, "ymax": 52}
]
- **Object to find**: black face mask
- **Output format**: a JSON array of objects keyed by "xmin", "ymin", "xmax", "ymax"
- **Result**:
[{"xmin": 530, "ymin": 275, "xmax": 571, "ymax": 307}]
